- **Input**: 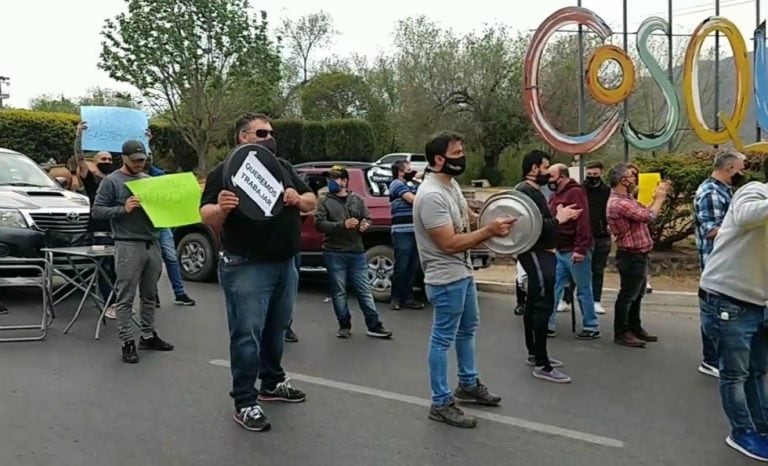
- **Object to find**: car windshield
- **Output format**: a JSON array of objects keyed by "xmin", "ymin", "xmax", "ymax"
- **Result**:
[
  {"xmin": 410, "ymin": 154, "xmax": 427, "ymax": 162},
  {"xmin": 0, "ymin": 152, "xmax": 57, "ymax": 188}
]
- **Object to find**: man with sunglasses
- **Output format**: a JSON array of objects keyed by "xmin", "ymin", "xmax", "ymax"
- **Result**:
[
  {"xmin": 93, "ymin": 140, "xmax": 174, "ymax": 364},
  {"xmin": 200, "ymin": 113, "xmax": 316, "ymax": 432}
]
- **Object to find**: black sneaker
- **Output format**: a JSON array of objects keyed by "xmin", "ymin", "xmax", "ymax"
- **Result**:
[
  {"xmin": 122, "ymin": 340, "xmax": 139, "ymax": 364},
  {"xmin": 233, "ymin": 405, "xmax": 271, "ymax": 432},
  {"xmin": 336, "ymin": 328, "xmax": 351, "ymax": 339},
  {"xmin": 366, "ymin": 324, "xmax": 393, "ymax": 339},
  {"xmin": 257, "ymin": 379, "xmax": 306, "ymax": 403},
  {"xmin": 154, "ymin": 296, "xmax": 161, "ymax": 308},
  {"xmin": 174, "ymin": 294, "xmax": 196, "ymax": 306},
  {"xmin": 0, "ymin": 302, "xmax": 8, "ymax": 315},
  {"xmin": 138, "ymin": 332, "xmax": 174, "ymax": 351},
  {"xmin": 547, "ymin": 329, "xmax": 556, "ymax": 338},
  {"xmin": 428, "ymin": 401, "xmax": 477, "ymax": 428},
  {"xmin": 403, "ymin": 300, "xmax": 425, "ymax": 310},
  {"xmin": 285, "ymin": 327, "xmax": 299, "ymax": 343},
  {"xmin": 391, "ymin": 301, "xmax": 401, "ymax": 310},
  {"xmin": 453, "ymin": 379, "xmax": 502, "ymax": 406},
  {"xmin": 575, "ymin": 330, "xmax": 601, "ymax": 340},
  {"xmin": 513, "ymin": 305, "xmax": 524, "ymax": 316}
]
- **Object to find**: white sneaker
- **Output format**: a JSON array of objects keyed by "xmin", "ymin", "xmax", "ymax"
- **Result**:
[
  {"xmin": 698, "ymin": 362, "xmax": 720, "ymax": 378},
  {"xmin": 105, "ymin": 305, "xmax": 116, "ymax": 320},
  {"xmin": 594, "ymin": 303, "xmax": 606, "ymax": 314},
  {"xmin": 557, "ymin": 301, "xmax": 571, "ymax": 313}
]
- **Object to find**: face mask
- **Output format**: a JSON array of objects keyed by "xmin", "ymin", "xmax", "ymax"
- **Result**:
[
  {"xmin": 328, "ymin": 179, "xmax": 341, "ymax": 194},
  {"xmin": 585, "ymin": 176, "xmax": 602, "ymax": 187},
  {"xmin": 258, "ymin": 137, "xmax": 278, "ymax": 155},
  {"xmin": 623, "ymin": 179, "xmax": 636, "ymax": 193},
  {"xmin": 535, "ymin": 174, "xmax": 550, "ymax": 186},
  {"xmin": 96, "ymin": 162, "xmax": 114, "ymax": 175},
  {"xmin": 404, "ymin": 171, "xmax": 416, "ymax": 182},
  {"xmin": 548, "ymin": 180, "xmax": 559, "ymax": 192},
  {"xmin": 731, "ymin": 171, "xmax": 745, "ymax": 186},
  {"xmin": 440, "ymin": 155, "xmax": 466, "ymax": 177}
]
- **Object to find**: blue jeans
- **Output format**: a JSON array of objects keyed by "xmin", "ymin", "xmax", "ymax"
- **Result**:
[
  {"xmin": 392, "ymin": 232, "xmax": 419, "ymax": 304},
  {"xmin": 158, "ymin": 228, "xmax": 185, "ymax": 296},
  {"xmin": 324, "ymin": 252, "xmax": 381, "ymax": 330},
  {"xmin": 550, "ymin": 250, "xmax": 599, "ymax": 332},
  {"xmin": 218, "ymin": 253, "xmax": 297, "ymax": 410},
  {"xmin": 700, "ymin": 291, "xmax": 768, "ymax": 434},
  {"xmin": 426, "ymin": 277, "xmax": 479, "ymax": 407}
]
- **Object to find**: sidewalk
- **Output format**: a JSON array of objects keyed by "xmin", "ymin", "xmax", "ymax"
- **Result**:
[{"xmin": 474, "ymin": 264, "xmax": 700, "ymax": 294}]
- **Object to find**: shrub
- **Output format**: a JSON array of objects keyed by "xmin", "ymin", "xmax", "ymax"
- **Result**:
[
  {"xmin": 272, "ymin": 119, "xmax": 303, "ymax": 163},
  {"xmin": 302, "ymin": 121, "xmax": 327, "ymax": 162},
  {"xmin": 0, "ymin": 109, "xmax": 79, "ymax": 163},
  {"xmin": 324, "ymin": 119, "xmax": 376, "ymax": 161}
]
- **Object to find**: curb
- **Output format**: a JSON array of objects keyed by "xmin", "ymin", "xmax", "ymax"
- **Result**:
[{"xmin": 475, "ymin": 281, "xmax": 698, "ymax": 297}]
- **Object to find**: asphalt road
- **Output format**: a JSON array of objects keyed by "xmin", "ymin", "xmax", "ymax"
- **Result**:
[{"xmin": 0, "ymin": 274, "xmax": 755, "ymax": 466}]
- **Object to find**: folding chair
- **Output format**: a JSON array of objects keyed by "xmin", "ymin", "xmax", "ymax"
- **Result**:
[{"xmin": 0, "ymin": 258, "xmax": 54, "ymax": 342}]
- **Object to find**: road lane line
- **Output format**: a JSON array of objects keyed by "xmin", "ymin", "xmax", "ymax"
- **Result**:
[{"xmin": 208, "ymin": 359, "xmax": 624, "ymax": 448}]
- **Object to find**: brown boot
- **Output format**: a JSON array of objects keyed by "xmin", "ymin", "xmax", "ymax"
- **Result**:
[
  {"xmin": 614, "ymin": 332, "xmax": 646, "ymax": 348},
  {"xmin": 633, "ymin": 328, "xmax": 658, "ymax": 342}
]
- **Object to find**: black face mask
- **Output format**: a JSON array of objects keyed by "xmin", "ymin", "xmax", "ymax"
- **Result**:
[
  {"xmin": 535, "ymin": 174, "xmax": 550, "ymax": 186},
  {"xmin": 441, "ymin": 155, "xmax": 466, "ymax": 177},
  {"xmin": 258, "ymin": 137, "xmax": 278, "ymax": 156},
  {"xmin": 731, "ymin": 172, "xmax": 746, "ymax": 186},
  {"xmin": 548, "ymin": 181, "xmax": 559, "ymax": 192},
  {"xmin": 585, "ymin": 176, "xmax": 602, "ymax": 188},
  {"xmin": 96, "ymin": 162, "xmax": 114, "ymax": 175},
  {"xmin": 403, "ymin": 171, "xmax": 416, "ymax": 182}
]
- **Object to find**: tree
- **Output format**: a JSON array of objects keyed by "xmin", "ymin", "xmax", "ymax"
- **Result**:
[
  {"xmin": 99, "ymin": 0, "xmax": 281, "ymax": 175},
  {"xmin": 300, "ymin": 71, "xmax": 370, "ymax": 120},
  {"xmin": 280, "ymin": 10, "xmax": 338, "ymax": 85},
  {"xmin": 79, "ymin": 86, "xmax": 141, "ymax": 109},
  {"xmin": 30, "ymin": 94, "xmax": 79, "ymax": 114}
]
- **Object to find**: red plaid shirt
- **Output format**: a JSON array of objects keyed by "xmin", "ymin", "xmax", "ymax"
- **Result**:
[{"xmin": 606, "ymin": 190, "xmax": 656, "ymax": 253}]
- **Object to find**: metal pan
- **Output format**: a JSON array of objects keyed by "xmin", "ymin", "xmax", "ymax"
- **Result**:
[{"xmin": 478, "ymin": 190, "xmax": 543, "ymax": 256}]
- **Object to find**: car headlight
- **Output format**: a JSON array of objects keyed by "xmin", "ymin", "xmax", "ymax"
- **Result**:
[{"xmin": 0, "ymin": 209, "xmax": 27, "ymax": 228}]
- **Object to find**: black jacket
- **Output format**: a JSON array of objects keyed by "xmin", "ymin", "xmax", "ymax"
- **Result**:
[
  {"xmin": 314, "ymin": 192, "xmax": 371, "ymax": 253},
  {"xmin": 585, "ymin": 181, "xmax": 610, "ymax": 238}
]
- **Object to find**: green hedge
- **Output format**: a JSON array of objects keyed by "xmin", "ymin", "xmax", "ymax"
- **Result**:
[{"xmin": 0, "ymin": 110, "xmax": 376, "ymax": 170}]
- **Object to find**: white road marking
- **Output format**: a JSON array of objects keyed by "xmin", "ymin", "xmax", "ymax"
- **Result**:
[{"xmin": 208, "ymin": 359, "xmax": 624, "ymax": 448}]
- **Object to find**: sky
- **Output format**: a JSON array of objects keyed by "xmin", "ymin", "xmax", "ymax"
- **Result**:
[{"xmin": 0, "ymin": 0, "xmax": 762, "ymax": 109}]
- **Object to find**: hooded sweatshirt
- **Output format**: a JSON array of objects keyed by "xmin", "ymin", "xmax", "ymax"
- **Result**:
[
  {"xmin": 700, "ymin": 181, "xmax": 768, "ymax": 306},
  {"xmin": 548, "ymin": 179, "xmax": 593, "ymax": 255},
  {"xmin": 314, "ymin": 191, "xmax": 371, "ymax": 253}
]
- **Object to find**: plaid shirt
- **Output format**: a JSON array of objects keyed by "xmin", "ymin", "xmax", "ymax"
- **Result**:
[
  {"xmin": 693, "ymin": 177, "xmax": 733, "ymax": 269},
  {"xmin": 607, "ymin": 190, "xmax": 656, "ymax": 253}
]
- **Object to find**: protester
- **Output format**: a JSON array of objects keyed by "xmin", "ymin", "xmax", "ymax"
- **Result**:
[
  {"xmin": 389, "ymin": 159, "xmax": 424, "ymax": 310},
  {"xmin": 627, "ymin": 163, "xmax": 654, "ymax": 294},
  {"xmin": 141, "ymin": 146, "xmax": 196, "ymax": 308},
  {"xmin": 314, "ymin": 164, "xmax": 393, "ymax": 339},
  {"xmin": 74, "ymin": 121, "xmax": 118, "ymax": 319},
  {"xmin": 92, "ymin": 140, "xmax": 174, "ymax": 363},
  {"xmin": 414, "ymin": 130, "xmax": 513, "ymax": 428},
  {"xmin": 606, "ymin": 163, "xmax": 670, "ymax": 348},
  {"xmin": 546, "ymin": 163, "xmax": 600, "ymax": 340},
  {"xmin": 698, "ymin": 162, "xmax": 768, "ymax": 461},
  {"xmin": 584, "ymin": 160, "xmax": 611, "ymax": 315},
  {"xmin": 693, "ymin": 149, "xmax": 746, "ymax": 379},
  {"xmin": 515, "ymin": 150, "xmax": 580, "ymax": 383},
  {"xmin": 200, "ymin": 113, "xmax": 316, "ymax": 432}
]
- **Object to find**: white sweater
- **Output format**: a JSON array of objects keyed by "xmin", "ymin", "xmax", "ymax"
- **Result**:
[{"xmin": 700, "ymin": 182, "xmax": 768, "ymax": 306}]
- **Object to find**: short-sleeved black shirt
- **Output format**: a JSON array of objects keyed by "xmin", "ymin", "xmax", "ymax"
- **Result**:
[{"xmin": 200, "ymin": 158, "xmax": 311, "ymax": 262}]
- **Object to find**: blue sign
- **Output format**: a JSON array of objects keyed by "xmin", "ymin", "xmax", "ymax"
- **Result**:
[{"xmin": 80, "ymin": 106, "xmax": 149, "ymax": 153}]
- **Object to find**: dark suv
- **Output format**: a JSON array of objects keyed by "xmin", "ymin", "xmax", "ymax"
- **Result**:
[{"xmin": 173, "ymin": 161, "xmax": 495, "ymax": 302}]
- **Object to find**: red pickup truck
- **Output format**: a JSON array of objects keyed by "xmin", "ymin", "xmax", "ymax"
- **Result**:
[{"xmin": 173, "ymin": 161, "xmax": 495, "ymax": 302}]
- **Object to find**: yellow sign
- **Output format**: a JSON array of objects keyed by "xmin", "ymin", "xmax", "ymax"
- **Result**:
[{"xmin": 638, "ymin": 173, "xmax": 662, "ymax": 207}]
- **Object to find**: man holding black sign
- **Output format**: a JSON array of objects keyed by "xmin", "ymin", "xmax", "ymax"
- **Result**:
[{"xmin": 200, "ymin": 113, "xmax": 316, "ymax": 432}]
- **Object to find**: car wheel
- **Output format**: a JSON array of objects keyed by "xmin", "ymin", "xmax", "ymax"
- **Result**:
[
  {"xmin": 177, "ymin": 232, "xmax": 216, "ymax": 282},
  {"xmin": 366, "ymin": 245, "xmax": 395, "ymax": 303}
]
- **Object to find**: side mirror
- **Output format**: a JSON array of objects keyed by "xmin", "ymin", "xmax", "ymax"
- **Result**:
[{"xmin": 54, "ymin": 176, "xmax": 70, "ymax": 189}]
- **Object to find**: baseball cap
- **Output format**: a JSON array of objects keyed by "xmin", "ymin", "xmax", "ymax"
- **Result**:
[
  {"xmin": 322, "ymin": 164, "xmax": 349, "ymax": 179},
  {"xmin": 122, "ymin": 140, "xmax": 147, "ymax": 161}
]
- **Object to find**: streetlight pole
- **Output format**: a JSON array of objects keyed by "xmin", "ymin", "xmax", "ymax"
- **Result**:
[{"xmin": 0, "ymin": 76, "xmax": 10, "ymax": 109}]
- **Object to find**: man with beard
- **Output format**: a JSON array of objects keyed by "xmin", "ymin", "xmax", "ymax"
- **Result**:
[
  {"xmin": 93, "ymin": 140, "xmax": 174, "ymax": 363},
  {"xmin": 414, "ymin": 130, "xmax": 514, "ymax": 428},
  {"xmin": 583, "ymin": 161, "xmax": 611, "ymax": 315},
  {"xmin": 693, "ymin": 149, "xmax": 746, "ymax": 378},
  {"xmin": 515, "ymin": 150, "xmax": 581, "ymax": 383},
  {"xmin": 389, "ymin": 159, "xmax": 424, "ymax": 310},
  {"xmin": 200, "ymin": 113, "xmax": 316, "ymax": 432}
]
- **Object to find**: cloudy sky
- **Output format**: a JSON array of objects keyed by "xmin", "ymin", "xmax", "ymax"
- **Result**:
[{"xmin": 0, "ymin": 0, "xmax": 760, "ymax": 108}]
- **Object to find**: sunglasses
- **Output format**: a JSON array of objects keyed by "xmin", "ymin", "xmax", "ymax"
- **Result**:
[{"xmin": 243, "ymin": 129, "xmax": 275, "ymax": 138}]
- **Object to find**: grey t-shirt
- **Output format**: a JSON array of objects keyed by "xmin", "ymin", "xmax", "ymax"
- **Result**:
[
  {"xmin": 413, "ymin": 173, "xmax": 472, "ymax": 286},
  {"xmin": 92, "ymin": 170, "xmax": 158, "ymax": 241}
]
